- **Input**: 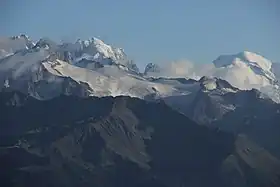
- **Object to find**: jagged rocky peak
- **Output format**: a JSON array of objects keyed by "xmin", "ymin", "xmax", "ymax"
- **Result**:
[
  {"xmin": 82, "ymin": 37, "xmax": 126, "ymax": 55},
  {"xmin": 3, "ymin": 35, "xmax": 139, "ymax": 73},
  {"xmin": 81, "ymin": 37, "xmax": 104, "ymax": 47},
  {"xmin": 144, "ymin": 63, "xmax": 161, "ymax": 75},
  {"xmin": 78, "ymin": 37, "xmax": 126, "ymax": 60},
  {"xmin": 73, "ymin": 37, "xmax": 139, "ymax": 72}
]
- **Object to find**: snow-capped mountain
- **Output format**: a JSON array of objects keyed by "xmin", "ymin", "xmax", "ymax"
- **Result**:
[
  {"xmin": 1, "ymin": 35, "xmax": 280, "ymax": 187},
  {"xmin": 0, "ymin": 42, "xmax": 186, "ymax": 100},
  {"xmin": 0, "ymin": 35, "xmax": 279, "ymax": 104},
  {"xmin": 33, "ymin": 37, "xmax": 140, "ymax": 73},
  {"xmin": 211, "ymin": 51, "xmax": 280, "ymax": 103},
  {"xmin": 0, "ymin": 35, "xmax": 154, "ymax": 99},
  {"xmin": 143, "ymin": 51, "xmax": 279, "ymax": 96},
  {"xmin": 212, "ymin": 51, "xmax": 277, "ymax": 89}
]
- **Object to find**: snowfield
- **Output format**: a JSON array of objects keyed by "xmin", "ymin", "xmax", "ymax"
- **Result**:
[{"xmin": 0, "ymin": 35, "xmax": 279, "ymax": 103}]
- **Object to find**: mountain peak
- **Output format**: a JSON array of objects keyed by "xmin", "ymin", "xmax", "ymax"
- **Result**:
[
  {"xmin": 80, "ymin": 37, "xmax": 104, "ymax": 48},
  {"xmin": 74, "ymin": 37, "xmax": 131, "ymax": 67},
  {"xmin": 238, "ymin": 50, "xmax": 272, "ymax": 71},
  {"xmin": 214, "ymin": 51, "xmax": 273, "ymax": 71},
  {"xmin": 212, "ymin": 51, "xmax": 276, "ymax": 89},
  {"xmin": 1, "ymin": 35, "xmax": 279, "ymax": 103},
  {"xmin": 144, "ymin": 63, "xmax": 161, "ymax": 75},
  {"xmin": 92, "ymin": 37, "xmax": 105, "ymax": 45}
]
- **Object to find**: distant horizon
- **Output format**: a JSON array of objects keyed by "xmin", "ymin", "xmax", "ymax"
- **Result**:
[{"xmin": 1, "ymin": 0, "xmax": 280, "ymax": 69}]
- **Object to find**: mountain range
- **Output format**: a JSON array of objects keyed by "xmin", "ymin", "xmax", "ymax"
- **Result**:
[
  {"xmin": 0, "ymin": 35, "xmax": 280, "ymax": 102},
  {"xmin": 1, "ymin": 91, "xmax": 280, "ymax": 187},
  {"xmin": 0, "ymin": 34, "xmax": 280, "ymax": 187}
]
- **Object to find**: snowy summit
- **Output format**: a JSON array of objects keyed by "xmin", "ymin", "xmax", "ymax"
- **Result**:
[{"xmin": 0, "ymin": 35, "xmax": 279, "ymax": 103}]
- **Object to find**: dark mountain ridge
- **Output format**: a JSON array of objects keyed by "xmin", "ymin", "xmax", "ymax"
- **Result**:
[{"xmin": 0, "ymin": 91, "xmax": 279, "ymax": 187}]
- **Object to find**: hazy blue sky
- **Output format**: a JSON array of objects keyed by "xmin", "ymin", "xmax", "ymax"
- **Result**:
[{"xmin": 1, "ymin": 0, "xmax": 280, "ymax": 69}]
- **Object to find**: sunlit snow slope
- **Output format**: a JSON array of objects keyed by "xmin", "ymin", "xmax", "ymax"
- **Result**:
[
  {"xmin": 0, "ymin": 38, "xmax": 181, "ymax": 99},
  {"xmin": 212, "ymin": 51, "xmax": 276, "ymax": 90},
  {"xmin": 0, "ymin": 35, "xmax": 279, "ymax": 103}
]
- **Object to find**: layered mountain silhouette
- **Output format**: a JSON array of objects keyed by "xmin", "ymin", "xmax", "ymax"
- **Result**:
[
  {"xmin": 1, "ymin": 35, "xmax": 280, "ymax": 187},
  {"xmin": 1, "ymin": 91, "xmax": 280, "ymax": 187}
]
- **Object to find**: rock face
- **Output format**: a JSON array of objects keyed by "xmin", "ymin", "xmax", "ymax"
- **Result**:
[
  {"xmin": 1, "ymin": 91, "xmax": 280, "ymax": 187},
  {"xmin": 144, "ymin": 63, "xmax": 161, "ymax": 75}
]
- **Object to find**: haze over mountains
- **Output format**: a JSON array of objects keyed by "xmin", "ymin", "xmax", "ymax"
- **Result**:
[{"xmin": 0, "ymin": 34, "xmax": 280, "ymax": 187}]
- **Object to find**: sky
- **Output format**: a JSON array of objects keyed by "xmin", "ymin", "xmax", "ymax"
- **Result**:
[{"xmin": 1, "ymin": 0, "xmax": 280, "ymax": 70}]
